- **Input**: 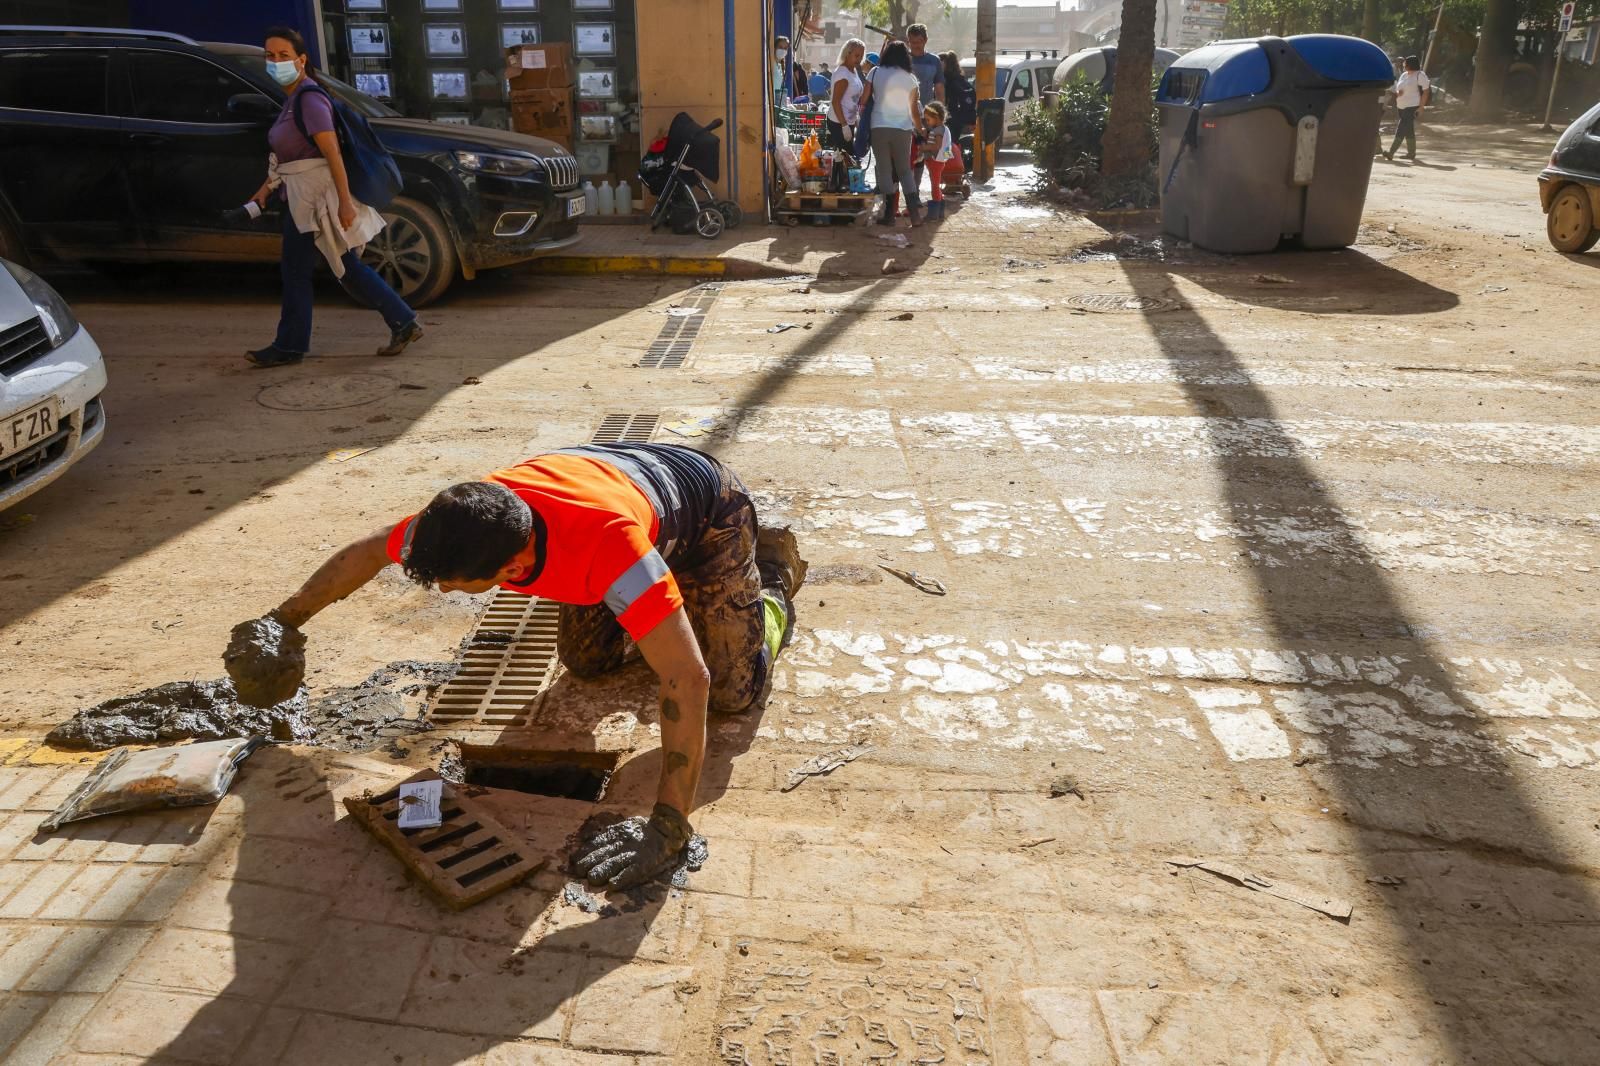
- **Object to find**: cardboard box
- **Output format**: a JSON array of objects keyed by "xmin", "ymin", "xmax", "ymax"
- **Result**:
[
  {"xmin": 510, "ymin": 87, "xmax": 573, "ymax": 138},
  {"xmin": 505, "ymin": 44, "xmax": 574, "ymax": 90}
]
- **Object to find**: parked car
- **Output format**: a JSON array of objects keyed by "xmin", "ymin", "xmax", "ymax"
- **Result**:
[
  {"xmin": 960, "ymin": 52, "xmax": 1061, "ymax": 147},
  {"xmin": 0, "ymin": 257, "xmax": 107, "ymax": 512},
  {"xmin": 1538, "ymin": 99, "xmax": 1600, "ymax": 254},
  {"xmin": 0, "ymin": 27, "xmax": 586, "ymax": 306},
  {"xmin": 1053, "ymin": 46, "xmax": 1181, "ymax": 96}
]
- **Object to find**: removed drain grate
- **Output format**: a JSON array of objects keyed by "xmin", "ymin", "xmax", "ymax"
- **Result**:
[
  {"xmin": 641, "ymin": 285, "xmax": 720, "ymax": 369},
  {"xmin": 429, "ymin": 593, "xmax": 560, "ymax": 730},
  {"xmin": 344, "ymin": 777, "xmax": 541, "ymax": 909},
  {"xmin": 1066, "ymin": 292, "xmax": 1181, "ymax": 314},
  {"xmin": 460, "ymin": 744, "xmax": 619, "ymax": 802},
  {"xmin": 591, "ymin": 412, "xmax": 660, "ymax": 444}
]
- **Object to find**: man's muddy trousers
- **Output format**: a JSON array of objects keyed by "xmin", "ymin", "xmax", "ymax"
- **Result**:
[{"xmin": 555, "ymin": 459, "xmax": 771, "ymax": 713}]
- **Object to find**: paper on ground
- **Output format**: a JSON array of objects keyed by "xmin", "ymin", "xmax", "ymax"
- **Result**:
[{"xmin": 398, "ymin": 779, "xmax": 444, "ymax": 829}]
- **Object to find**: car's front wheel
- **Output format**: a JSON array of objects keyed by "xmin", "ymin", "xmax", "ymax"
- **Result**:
[
  {"xmin": 361, "ymin": 196, "xmax": 458, "ymax": 308},
  {"xmin": 1547, "ymin": 184, "xmax": 1599, "ymax": 254}
]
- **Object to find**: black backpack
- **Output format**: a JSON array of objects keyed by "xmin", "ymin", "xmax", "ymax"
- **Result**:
[{"xmin": 292, "ymin": 81, "xmax": 403, "ymax": 209}]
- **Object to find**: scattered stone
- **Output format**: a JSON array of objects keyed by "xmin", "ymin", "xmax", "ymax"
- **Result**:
[
  {"xmin": 888, "ymin": 311, "xmax": 915, "ymax": 321},
  {"xmin": 1048, "ymin": 774, "xmax": 1085, "ymax": 800}
]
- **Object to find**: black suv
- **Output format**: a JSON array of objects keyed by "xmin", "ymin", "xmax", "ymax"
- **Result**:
[{"xmin": 0, "ymin": 26, "xmax": 585, "ymax": 305}]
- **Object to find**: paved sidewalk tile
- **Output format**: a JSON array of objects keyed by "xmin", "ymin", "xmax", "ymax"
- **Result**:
[
  {"xmin": 277, "ymin": 1013, "xmax": 489, "ymax": 1065},
  {"xmin": 36, "ymin": 863, "xmax": 120, "ymax": 919},
  {"xmin": 75, "ymin": 984, "xmax": 264, "ymax": 1062},
  {"xmin": 278, "ymin": 918, "xmax": 430, "ymax": 1021},
  {"xmin": 0, "ymin": 926, "xmax": 65, "ymax": 990},
  {"xmin": 3, "ymin": 992, "xmax": 96, "ymax": 1066},
  {"xmin": 567, "ymin": 961, "xmax": 694, "ymax": 1055},
  {"xmin": 170, "ymin": 875, "xmax": 333, "ymax": 943},
  {"xmin": 0, "ymin": 862, "xmax": 78, "ymax": 917},
  {"xmin": 483, "ymin": 1044, "xmax": 655, "ymax": 1065},
  {"xmin": 126, "ymin": 926, "xmax": 301, "ymax": 999},
  {"xmin": 402, "ymin": 935, "xmax": 583, "ymax": 1040},
  {"xmin": 1021, "ymin": 988, "xmax": 1116, "ymax": 1065}
]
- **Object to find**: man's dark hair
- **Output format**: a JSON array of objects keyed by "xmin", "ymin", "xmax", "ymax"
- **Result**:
[
  {"xmin": 402, "ymin": 482, "xmax": 540, "ymax": 586},
  {"xmin": 1404, "ymin": 55, "xmax": 1420, "ymax": 70},
  {"xmin": 880, "ymin": 41, "xmax": 913, "ymax": 72},
  {"xmin": 264, "ymin": 25, "xmax": 310, "ymax": 57},
  {"xmin": 907, "ymin": 23, "xmax": 929, "ymax": 39}
]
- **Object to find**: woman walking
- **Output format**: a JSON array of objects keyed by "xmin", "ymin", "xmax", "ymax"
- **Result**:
[
  {"xmin": 245, "ymin": 26, "xmax": 422, "ymax": 368},
  {"xmin": 856, "ymin": 41, "xmax": 924, "ymax": 228},
  {"xmin": 826, "ymin": 38, "xmax": 865, "ymax": 153}
]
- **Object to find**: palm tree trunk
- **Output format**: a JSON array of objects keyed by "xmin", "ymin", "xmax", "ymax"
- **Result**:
[
  {"xmin": 1100, "ymin": 0, "xmax": 1158, "ymax": 179},
  {"xmin": 1363, "ymin": 0, "xmax": 1381, "ymax": 43}
]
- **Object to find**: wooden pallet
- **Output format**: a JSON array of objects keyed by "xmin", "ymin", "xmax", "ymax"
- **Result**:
[
  {"xmin": 344, "ymin": 776, "xmax": 542, "ymax": 910},
  {"xmin": 779, "ymin": 191, "xmax": 872, "ymax": 212}
]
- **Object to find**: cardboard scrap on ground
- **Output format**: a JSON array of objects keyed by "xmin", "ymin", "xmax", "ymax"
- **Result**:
[
  {"xmin": 663, "ymin": 416, "xmax": 718, "ymax": 438},
  {"xmin": 1166, "ymin": 856, "xmax": 1354, "ymax": 921},
  {"xmin": 782, "ymin": 744, "xmax": 873, "ymax": 791}
]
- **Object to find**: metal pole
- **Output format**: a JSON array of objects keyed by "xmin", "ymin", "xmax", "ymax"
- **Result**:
[
  {"xmin": 1542, "ymin": 36, "xmax": 1566, "ymax": 131},
  {"xmin": 975, "ymin": 0, "xmax": 996, "ymax": 182},
  {"xmin": 1421, "ymin": 2, "xmax": 1445, "ymax": 73}
]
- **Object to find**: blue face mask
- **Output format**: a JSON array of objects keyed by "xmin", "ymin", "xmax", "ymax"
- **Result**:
[{"xmin": 267, "ymin": 59, "xmax": 300, "ymax": 86}]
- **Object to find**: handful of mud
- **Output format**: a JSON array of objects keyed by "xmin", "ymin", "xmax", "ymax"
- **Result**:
[
  {"xmin": 223, "ymin": 614, "xmax": 306, "ymax": 708},
  {"xmin": 46, "ymin": 679, "xmax": 311, "ymax": 751}
]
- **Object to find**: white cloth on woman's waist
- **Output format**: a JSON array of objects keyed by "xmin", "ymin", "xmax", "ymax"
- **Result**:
[{"xmin": 267, "ymin": 155, "xmax": 385, "ymax": 278}]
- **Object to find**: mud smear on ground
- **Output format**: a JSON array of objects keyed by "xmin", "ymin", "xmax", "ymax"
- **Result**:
[
  {"xmin": 807, "ymin": 563, "xmax": 884, "ymax": 586},
  {"xmin": 1067, "ymin": 233, "xmax": 1212, "ymax": 264},
  {"xmin": 47, "ymin": 660, "xmax": 455, "ymax": 753},
  {"xmin": 223, "ymin": 615, "xmax": 306, "ymax": 707}
]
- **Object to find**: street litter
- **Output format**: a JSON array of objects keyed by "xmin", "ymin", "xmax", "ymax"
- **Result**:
[
  {"xmin": 1253, "ymin": 273, "xmax": 1294, "ymax": 284},
  {"xmin": 878, "ymin": 563, "xmax": 947, "ymax": 595},
  {"xmin": 1366, "ymin": 875, "xmax": 1406, "ymax": 888},
  {"xmin": 325, "ymin": 448, "xmax": 373, "ymax": 463},
  {"xmin": 665, "ymin": 306, "xmax": 702, "ymax": 317},
  {"xmin": 1166, "ymin": 856, "xmax": 1354, "ymax": 921},
  {"xmin": 1048, "ymin": 774, "xmax": 1085, "ymax": 800},
  {"xmin": 889, "ymin": 311, "xmax": 915, "ymax": 321},
  {"xmin": 876, "ymin": 232, "xmax": 911, "ymax": 248},
  {"xmin": 397, "ymin": 779, "xmax": 443, "ymax": 829},
  {"xmin": 663, "ymin": 416, "xmax": 718, "ymax": 438},
  {"xmin": 1479, "ymin": 284, "xmax": 1509, "ymax": 294},
  {"xmin": 39, "ymin": 737, "xmax": 264, "ymax": 833},
  {"xmin": 1020, "ymin": 837, "xmax": 1056, "ymax": 849},
  {"xmin": 767, "ymin": 323, "xmax": 800, "ymax": 333},
  {"xmin": 781, "ymin": 744, "xmax": 873, "ymax": 791}
]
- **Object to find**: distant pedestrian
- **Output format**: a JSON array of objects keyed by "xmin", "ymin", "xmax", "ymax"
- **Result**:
[
  {"xmin": 245, "ymin": 26, "xmax": 421, "ymax": 368},
  {"xmin": 1384, "ymin": 55, "xmax": 1430, "ymax": 161},
  {"xmin": 808, "ymin": 64, "xmax": 831, "ymax": 100},
  {"xmin": 827, "ymin": 39, "xmax": 866, "ymax": 152},
  {"xmin": 941, "ymin": 50, "xmax": 974, "ymax": 190},
  {"xmin": 856, "ymin": 41, "xmax": 924, "ymax": 227}
]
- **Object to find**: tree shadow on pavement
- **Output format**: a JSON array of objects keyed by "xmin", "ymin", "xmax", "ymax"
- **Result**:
[
  {"xmin": 1161, "ymin": 246, "xmax": 1460, "ymax": 315},
  {"xmin": 146, "ymin": 745, "xmax": 672, "ymax": 1063},
  {"xmin": 1121, "ymin": 259, "xmax": 1600, "ymax": 1061}
]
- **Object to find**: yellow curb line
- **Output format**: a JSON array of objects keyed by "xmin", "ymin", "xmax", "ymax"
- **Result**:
[{"xmin": 527, "ymin": 254, "xmax": 729, "ymax": 276}]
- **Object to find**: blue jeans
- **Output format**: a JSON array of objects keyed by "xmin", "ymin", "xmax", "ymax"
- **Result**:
[{"xmin": 273, "ymin": 209, "xmax": 414, "ymax": 354}]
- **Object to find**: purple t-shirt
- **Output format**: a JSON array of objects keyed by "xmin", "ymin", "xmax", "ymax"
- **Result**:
[{"xmin": 268, "ymin": 81, "xmax": 335, "ymax": 162}]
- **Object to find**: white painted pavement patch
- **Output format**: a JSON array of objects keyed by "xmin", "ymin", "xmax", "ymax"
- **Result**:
[{"xmin": 771, "ymin": 629, "xmax": 1600, "ymax": 770}]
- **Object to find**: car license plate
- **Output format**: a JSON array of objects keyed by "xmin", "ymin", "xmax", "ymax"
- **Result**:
[
  {"xmin": 1, "ymin": 400, "xmax": 57, "ymax": 461},
  {"xmin": 566, "ymin": 196, "xmax": 586, "ymax": 218}
]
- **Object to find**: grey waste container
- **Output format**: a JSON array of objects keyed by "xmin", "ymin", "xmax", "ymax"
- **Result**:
[{"xmin": 1156, "ymin": 34, "xmax": 1393, "ymax": 253}]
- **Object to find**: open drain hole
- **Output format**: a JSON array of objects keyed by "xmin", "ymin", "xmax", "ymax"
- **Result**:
[{"xmin": 460, "ymin": 744, "xmax": 619, "ymax": 802}]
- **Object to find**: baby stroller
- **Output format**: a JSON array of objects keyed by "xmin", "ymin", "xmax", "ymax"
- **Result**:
[{"xmin": 641, "ymin": 112, "xmax": 742, "ymax": 239}]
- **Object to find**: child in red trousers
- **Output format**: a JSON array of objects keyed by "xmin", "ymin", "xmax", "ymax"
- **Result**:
[{"xmin": 919, "ymin": 101, "xmax": 953, "ymax": 221}]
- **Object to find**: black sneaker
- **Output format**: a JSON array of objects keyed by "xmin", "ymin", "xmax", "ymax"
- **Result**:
[
  {"xmin": 245, "ymin": 345, "xmax": 304, "ymax": 368},
  {"xmin": 377, "ymin": 319, "xmax": 423, "ymax": 357}
]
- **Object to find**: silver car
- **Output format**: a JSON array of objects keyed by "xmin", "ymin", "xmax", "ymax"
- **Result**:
[{"xmin": 0, "ymin": 260, "xmax": 106, "ymax": 511}]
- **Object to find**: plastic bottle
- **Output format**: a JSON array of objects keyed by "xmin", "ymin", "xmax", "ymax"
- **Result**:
[
  {"xmin": 582, "ymin": 181, "xmax": 598, "ymax": 216},
  {"xmin": 615, "ymin": 179, "xmax": 632, "ymax": 216},
  {"xmin": 596, "ymin": 180, "xmax": 615, "ymax": 216}
]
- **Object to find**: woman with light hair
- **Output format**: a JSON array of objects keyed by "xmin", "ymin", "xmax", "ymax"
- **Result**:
[{"xmin": 826, "ymin": 37, "xmax": 866, "ymax": 152}]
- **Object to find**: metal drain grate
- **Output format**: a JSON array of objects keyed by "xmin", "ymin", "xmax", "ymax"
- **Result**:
[
  {"xmin": 591, "ymin": 412, "xmax": 660, "ymax": 443},
  {"xmin": 641, "ymin": 285, "xmax": 720, "ymax": 369},
  {"xmin": 430, "ymin": 594, "xmax": 560, "ymax": 730},
  {"xmin": 344, "ymin": 778, "xmax": 542, "ymax": 909},
  {"xmin": 1066, "ymin": 292, "xmax": 1181, "ymax": 313}
]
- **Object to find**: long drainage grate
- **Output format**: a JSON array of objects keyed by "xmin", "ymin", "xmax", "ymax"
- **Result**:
[
  {"xmin": 426, "ymin": 412, "xmax": 659, "ymax": 731},
  {"xmin": 641, "ymin": 284, "xmax": 720, "ymax": 369}
]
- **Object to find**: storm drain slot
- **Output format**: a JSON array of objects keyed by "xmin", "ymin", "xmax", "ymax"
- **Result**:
[
  {"xmin": 428, "ymin": 593, "xmax": 561, "ymax": 730},
  {"xmin": 343, "ymin": 779, "xmax": 539, "ymax": 909},
  {"xmin": 460, "ymin": 745, "xmax": 619, "ymax": 802},
  {"xmin": 591, "ymin": 412, "xmax": 660, "ymax": 444},
  {"xmin": 641, "ymin": 284, "xmax": 720, "ymax": 369}
]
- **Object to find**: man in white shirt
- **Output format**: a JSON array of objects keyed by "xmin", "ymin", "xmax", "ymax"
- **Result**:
[{"xmin": 1384, "ymin": 55, "xmax": 1430, "ymax": 161}]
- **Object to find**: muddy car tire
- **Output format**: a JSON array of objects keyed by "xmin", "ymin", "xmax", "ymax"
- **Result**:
[
  {"xmin": 1547, "ymin": 185, "xmax": 1599, "ymax": 254},
  {"xmin": 360, "ymin": 196, "xmax": 458, "ymax": 308}
]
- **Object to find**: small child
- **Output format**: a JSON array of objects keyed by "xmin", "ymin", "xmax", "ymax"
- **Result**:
[{"xmin": 919, "ymin": 101, "xmax": 954, "ymax": 220}]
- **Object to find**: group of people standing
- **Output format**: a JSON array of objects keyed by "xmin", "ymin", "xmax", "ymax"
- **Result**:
[{"xmin": 813, "ymin": 24, "xmax": 976, "ymax": 228}]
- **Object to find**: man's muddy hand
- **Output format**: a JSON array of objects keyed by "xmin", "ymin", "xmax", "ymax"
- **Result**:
[
  {"xmin": 572, "ymin": 803, "xmax": 693, "ymax": 890},
  {"xmin": 223, "ymin": 610, "xmax": 307, "ymax": 708}
]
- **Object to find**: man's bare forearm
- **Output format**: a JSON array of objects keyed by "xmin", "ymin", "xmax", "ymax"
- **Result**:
[
  {"xmin": 655, "ymin": 676, "xmax": 709, "ymax": 816},
  {"xmin": 273, "ymin": 530, "xmax": 391, "ymax": 628}
]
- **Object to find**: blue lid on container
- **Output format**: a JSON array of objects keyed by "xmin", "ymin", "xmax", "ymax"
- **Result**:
[
  {"xmin": 1157, "ymin": 40, "xmax": 1270, "ymax": 104},
  {"xmin": 1286, "ymin": 34, "xmax": 1394, "ymax": 84}
]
